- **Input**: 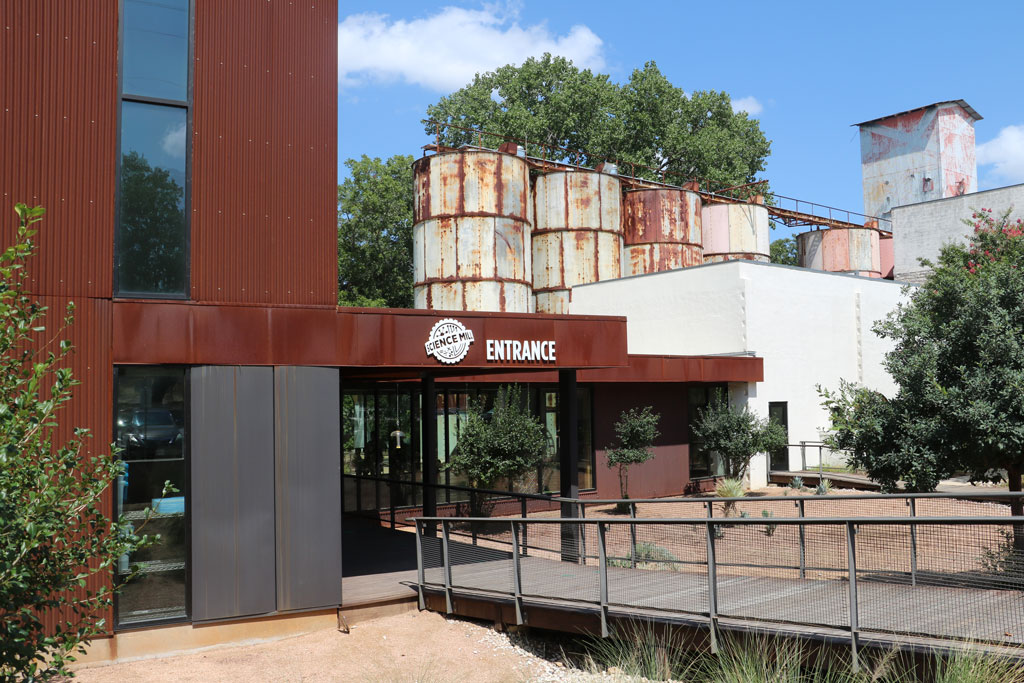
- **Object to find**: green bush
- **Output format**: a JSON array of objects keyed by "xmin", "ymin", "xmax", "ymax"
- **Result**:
[
  {"xmin": 1, "ymin": 205, "xmax": 152, "ymax": 680},
  {"xmin": 608, "ymin": 542, "xmax": 680, "ymax": 572},
  {"xmin": 693, "ymin": 391, "xmax": 788, "ymax": 480},
  {"xmin": 605, "ymin": 406, "xmax": 661, "ymax": 507}
]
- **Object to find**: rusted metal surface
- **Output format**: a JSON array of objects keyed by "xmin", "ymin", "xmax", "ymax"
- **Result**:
[
  {"xmin": 880, "ymin": 233, "xmax": 894, "ymax": 279},
  {"xmin": 797, "ymin": 227, "xmax": 882, "ymax": 278},
  {"xmin": 191, "ymin": 0, "xmax": 337, "ymax": 305},
  {"xmin": 622, "ymin": 189, "xmax": 702, "ymax": 275},
  {"xmin": 858, "ymin": 101, "xmax": 979, "ymax": 220},
  {"xmin": 532, "ymin": 171, "xmax": 622, "ymax": 313},
  {"xmin": 113, "ymin": 302, "xmax": 629, "ymax": 370},
  {"xmin": 412, "ymin": 151, "xmax": 532, "ymax": 312},
  {"xmin": 0, "ymin": 2, "xmax": 117, "ymax": 298},
  {"xmin": 702, "ymin": 202, "xmax": 770, "ymax": 263},
  {"xmin": 37, "ymin": 296, "xmax": 115, "ymax": 634}
]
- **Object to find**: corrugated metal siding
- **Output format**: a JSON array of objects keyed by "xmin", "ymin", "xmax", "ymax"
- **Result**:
[
  {"xmin": 36, "ymin": 296, "xmax": 115, "ymax": 634},
  {"xmin": 0, "ymin": 3, "xmax": 117, "ymax": 298},
  {"xmin": 191, "ymin": 0, "xmax": 337, "ymax": 306}
]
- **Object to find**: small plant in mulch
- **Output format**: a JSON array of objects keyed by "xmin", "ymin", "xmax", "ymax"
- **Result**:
[
  {"xmin": 815, "ymin": 478, "xmax": 834, "ymax": 496},
  {"xmin": 762, "ymin": 509, "xmax": 777, "ymax": 537}
]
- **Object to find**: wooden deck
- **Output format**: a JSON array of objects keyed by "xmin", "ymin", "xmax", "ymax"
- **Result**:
[{"xmin": 423, "ymin": 551, "xmax": 1024, "ymax": 646}]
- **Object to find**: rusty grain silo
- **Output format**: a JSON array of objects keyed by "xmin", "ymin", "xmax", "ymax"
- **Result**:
[
  {"xmin": 412, "ymin": 150, "xmax": 532, "ymax": 312},
  {"xmin": 622, "ymin": 188, "xmax": 702, "ymax": 275},
  {"xmin": 797, "ymin": 226, "xmax": 882, "ymax": 278},
  {"xmin": 532, "ymin": 170, "xmax": 622, "ymax": 314},
  {"xmin": 701, "ymin": 201, "xmax": 771, "ymax": 263}
]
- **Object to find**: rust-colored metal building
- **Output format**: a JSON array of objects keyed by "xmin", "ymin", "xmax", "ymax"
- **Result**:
[{"xmin": 2, "ymin": 0, "xmax": 763, "ymax": 656}]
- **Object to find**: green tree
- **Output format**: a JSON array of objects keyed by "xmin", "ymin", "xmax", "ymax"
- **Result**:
[
  {"xmin": 605, "ymin": 406, "xmax": 661, "ymax": 504},
  {"xmin": 448, "ymin": 385, "xmax": 547, "ymax": 514},
  {"xmin": 337, "ymin": 155, "xmax": 415, "ymax": 308},
  {"xmin": 821, "ymin": 209, "xmax": 1024, "ymax": 544},
  {"xmin": 770, "ymin": 236, "xmax": 799, "ymax": 265},
  {"xmin": 693, "ymin": 392, "xmax": 788, "ymax": 480},
  {"xmin": 425, "ymin": 55, "xmax": 771, "ymax": 189},
  {"xmin": 1, "ymin": 205, "xmax": 151, "ymax": 680},
  {"xmin": 117, "ymin": 151, "xmax": 186, "ymax": 294}
]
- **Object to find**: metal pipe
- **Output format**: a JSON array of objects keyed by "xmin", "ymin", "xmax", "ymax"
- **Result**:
[
  {"xmin": 579, "ymin": 501, "xmax": 588, "ymax": 565},
  {"xmin": 415, "ymin": 521, "xmax": 425, "ymax": 611},
  {"xmin": 630, "ymin": 502, "xmax": 638, "ymax": 569},
  {"xmin": 909, "ymin": 498, "xmax": 918, "ymax": 586},
  {"xmin": 413, "ymin": 515, "xmax": 1024, "ymax": 525},
  {"xmin": 798, "ymin": 498, "xmax": 806, "ymax": 580}
]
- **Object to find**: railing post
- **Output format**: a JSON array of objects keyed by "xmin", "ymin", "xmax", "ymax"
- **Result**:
[
  {"xmin": 579, "ymin": 502, "xmax": 588, "ymax": 565},
  {"xmin": 511, "ymin": 521, "xmax": 524, "ymax": 626},
  {"xmin": 846, "ymin": 521, "xmax": 860, "ymax": 672},
  {"xmin": 908, "ymin": 498, "xmax": 918, "ymax": 586},
  {"xmin": 597, "ymin": 521, "xmax": 609, "ymax": 638},
  {"xmin": 705, "ymin": 519, "xmax": 719, "ymax": 653},
  {"xmin": 415, "ymin": 520, "xmax": 425, "ymax": 611},
  {"xmin": 442, "ymin": 520, "xmax": 453, "ymax": 614},
  {"xmin": 798, "ymin": 499, "xmax": 806, "ymax": 580},
  {"xmin": 521, "ymin": 498, "xmax": 529, "ymax": 557},
  {"xmin": 629, "ymin": 502, "xmax": 638, "ymax": 569}
]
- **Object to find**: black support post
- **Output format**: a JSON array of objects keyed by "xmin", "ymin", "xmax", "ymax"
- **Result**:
[
  {"xmin": 559, "ymin": 369, "xmax": 579, "ymax": 562},
  {"xmin": 422, "ymin": 375, "xmax": 438, "ymax": 536}
]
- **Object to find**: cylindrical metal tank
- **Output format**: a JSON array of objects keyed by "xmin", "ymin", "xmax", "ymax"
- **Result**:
[
  {"xmin": 531, "ymin": 170, "xmax": 622, "ymax": 314},
  {"xmin": 796, "ymin": 226, "xmax": 882, "ymax": 278},
  {"xmin": 880, "ymin": 232, "xmax": 894, "ymax": 279},
  {"xmin": 701, "ymin": 201, "xmax": 771, "ymax": 263},
  {"xmin": 412, "ymin": 150, "xmax": 532, "ymax": 312},
  {"xmin": 622, "ymin": 188, "xmax": 702, "ymax": 275}
]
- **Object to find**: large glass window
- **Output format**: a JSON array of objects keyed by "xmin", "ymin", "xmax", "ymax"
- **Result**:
[
  {"xmin": 117, "ymin": 0, "xmax": 190, "ymax": 297},
  {"xmin": 114, "ymin": 367, "xmax": 188, "ymax": 627}
]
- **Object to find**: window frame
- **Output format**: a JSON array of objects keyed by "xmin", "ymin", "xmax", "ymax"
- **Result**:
[
  {"xmin": 111, "ymin": 365, "xmax": 193, "ymax": 631},
  {"xmin": 114, "ymin": 0, "xmax": 194, "ymax": 300}
]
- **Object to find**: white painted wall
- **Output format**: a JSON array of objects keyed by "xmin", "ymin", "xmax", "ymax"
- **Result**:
[
  {"xmin": 891, "ymin": 183, "xmax": 1024, "ymax": 283},
  {"xmin": 571, "ymin": 261, "xmax": 910, "ymax": 488}
]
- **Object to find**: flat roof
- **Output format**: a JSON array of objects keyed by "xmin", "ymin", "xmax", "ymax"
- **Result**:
[{"xmin": 853, "ymin": 99, "xmax": 982, "ymax": 127}]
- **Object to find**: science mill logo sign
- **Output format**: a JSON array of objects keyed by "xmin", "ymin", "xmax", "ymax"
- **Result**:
[
  {"xmin": 424, "ymin": 318, "xmax": 475, "ymax": 364},
  {"xmin": 424, "ymin": 318, "xmax": 558, "ymax": 366}
]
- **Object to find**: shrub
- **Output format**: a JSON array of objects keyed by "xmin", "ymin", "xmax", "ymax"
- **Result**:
[
  {"xmin": 715, "ymin": 477, "xmax": 745, "ymax": 517},
  {"xmin": 815, "ymin": 478, "xmax": 834, "ymax": 496},
  {"xmin": 693, "ymin": 391, "xmax": 788, "ymax": 480},
  {"xmin": 605, "ymin": 406, "xmax": 660, "ymax": 511},
  {"xmin": 1, "ymin": 205, "xmax": 152, "ymax": 680},
  {"xmin": 609, "ymin": 542, "xmax": 680, "ymax": 572}
]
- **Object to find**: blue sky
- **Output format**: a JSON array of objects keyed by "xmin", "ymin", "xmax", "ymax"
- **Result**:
[{"xmin": 338, "ymin": 1, "xmax": 1024, "ymax": 240}]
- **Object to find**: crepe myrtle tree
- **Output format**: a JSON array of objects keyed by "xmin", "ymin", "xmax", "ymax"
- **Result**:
[
  {"xmin": 821, "ymin": 208, "xmax": 1024, "ymax": 549},
  {"xmin": 0, "ymin": 205, "xmax": 161, "ymax": 680},
  {"xmin": 605, "ymin": 406, "xmax": 661, "ymax": 508},
  {"xmin": 692, "ymin": 391, "xmax": 788, "ymax": 481},
  {"xmin": 447, "ymin": 384, "xmax": 547, "ymax": 516}
]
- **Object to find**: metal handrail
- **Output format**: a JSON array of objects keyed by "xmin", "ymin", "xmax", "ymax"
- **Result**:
[
  {"xmin": 343, "ymin": 473, "xmax": 557, "ymax": 503},
  {"xmin": 549, "ymin": 491, "xmax": 1024, "ymax": 504},
  {"xmin": 414, "ymin": 514, "xmax": 1024, "ymax": 669}
]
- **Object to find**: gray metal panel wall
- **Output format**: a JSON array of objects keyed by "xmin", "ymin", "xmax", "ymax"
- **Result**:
[
  {"xmin": 190, "ymin": 366, "xmax": 277, "ymax": 621},
  {"xmin": 274, "ymin": 366, "xmax": 342, "ymax": 611}
]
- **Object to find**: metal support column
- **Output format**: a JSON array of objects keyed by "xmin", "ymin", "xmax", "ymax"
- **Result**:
[
  {"xmin": 846, "ymin": 521, "xmax": 860, "ymax": 672},
  {"xmin": 559, "ymin": 369, "xmax": 580, "ymax": 563},
  {"xmin": 597, "ymin": 521, "xmax": 609, "ymax": 638},
  {"xmin": 798, "ymin": 499, "xmax": 806, "ymax": 579},
  {"xmin": 442, "ymin": 520, "xmax": 453, "ymax": 614},
  {"xmin": 422, "ymin": 375, "xmax": 437, "ymax": 537},
  {"xmin": 629, "ymin": 503, "xmax": 638, "ymax": 569},
  {"xmin": 705, "ymin": 519, "xmax": 720, "ymax": 653},
  {"xmin": 908, "ymin": 498, "xmax": 918, "ymax": 586},
  {"xmin": 511, "ymin": 521, "xmax": 524, "ymax": 626},
  {"xmin": 415, "ymin": 521, "xmax": 425, "ymax": 611}
]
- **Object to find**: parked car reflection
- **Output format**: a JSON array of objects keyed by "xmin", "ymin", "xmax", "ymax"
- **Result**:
[{"xmin": 116, "ymin": 408, "xmax": 184, "ymax": 459}]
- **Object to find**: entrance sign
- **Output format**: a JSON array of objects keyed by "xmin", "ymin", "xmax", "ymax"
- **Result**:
[
  {"xmin": 425, "ymin": 318, "xmax": 475, "ymax": 364},
  {"xmin": 486, "ymin": 339, "xmax": 556, "ymax": 363}
]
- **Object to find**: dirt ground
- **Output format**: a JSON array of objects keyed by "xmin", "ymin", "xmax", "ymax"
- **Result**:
[{"xmin": 72, "ymin": 611, "xmax": 604, "ymax": 683}]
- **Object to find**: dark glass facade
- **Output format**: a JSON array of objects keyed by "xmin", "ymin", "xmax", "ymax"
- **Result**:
[{"xmin": 114, "ymin": 366, "xmax": 188, "ymax": 627}]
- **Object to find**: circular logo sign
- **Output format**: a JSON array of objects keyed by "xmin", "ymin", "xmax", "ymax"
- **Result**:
[{"xmin": 424, "ymin": 318, "xmax": 475, "ymax": 364}]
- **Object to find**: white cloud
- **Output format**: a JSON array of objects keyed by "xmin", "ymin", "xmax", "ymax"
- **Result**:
[
  {"xmin": 731, "ymin": 96, "xmax": 763, "ymax": 116},
  {"xmin": 161, "ymin": 121, "xmax": 186, "ymax": 159},
  {"xmin": 338, "ymin": 4, "xmax": 605, "ymax": 92},
  {"xmin": 977, "ymin": 124, "xmax": 1024, "ymax": 185}
]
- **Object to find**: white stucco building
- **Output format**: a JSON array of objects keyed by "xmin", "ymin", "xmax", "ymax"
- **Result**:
[{"xmin": 570, "ymin": 260, "xmax": 910, "ymax": 488}]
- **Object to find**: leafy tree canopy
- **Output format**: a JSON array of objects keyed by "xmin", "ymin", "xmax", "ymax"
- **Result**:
[
  {"xmin": 425, "ymin": 55, "xmax": 771, "ymax": 188},
  {"xmin": 337, "ymin": 154, "xmax": 415, "ymax": 308},
  {"xmin": 770, "ymin": 236, "xmax": 799, "ymax": 266},
  {"xmin": 821, "ymin": 208, "xmax": 1024, "ymax": 498},
  {"xmin": 693, "ymin": 392, "xmax": 787, "ymax": 480}
]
